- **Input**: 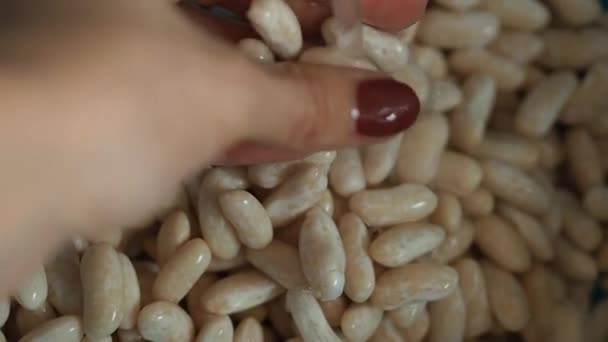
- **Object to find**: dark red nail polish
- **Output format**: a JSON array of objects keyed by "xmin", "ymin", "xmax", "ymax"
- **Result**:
[{"xmin": 354, "ymin": 79, "xmax": 420, "ymax": 137}]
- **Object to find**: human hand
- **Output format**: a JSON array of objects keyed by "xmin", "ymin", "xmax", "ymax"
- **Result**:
[{"xmin": 0, "ymin": 0, "xmax": 426, "ymax": 296}]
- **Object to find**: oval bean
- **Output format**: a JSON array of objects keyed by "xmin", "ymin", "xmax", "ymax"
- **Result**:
[
  {"xmin": 299, "ymin": 207, "xmax": 345, "ymax": 301},
  {"xmin": 350, "ymin": 184, "xmax": 437, "ymax": 227},
  {"xmin": 153, "ymin": 238, "xmax": 211, "ymax": 303},
  {"xmin": 80, "ymin": 243, "xmax": 123, "ymax": 339}
]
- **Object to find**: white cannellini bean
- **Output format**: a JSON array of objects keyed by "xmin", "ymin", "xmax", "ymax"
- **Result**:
[
  {"xmin": 237, "ymin": 38, "xmax": 275, "ymax": 64},
  {"xmin": 186, "ymin": 274, "xmax": 218, "ymax": 329},
  {"xmin": 299, "ymin": 207, "xmax": 346, "ymax": 301},
  {"xmin": 329, "ymin": 148, "xmax": 366, "ymax": 197},
  {"xmin": 369, "ymin": 318, "xmax": 403, "ymax": 342},
  {"xmin": 450, "ymin": 73, "xmax": 496, "ymax": 150},
  {"xmin": 523, "ymin": 65, "xmax": 547, "ymax": 89},
  {"xmin": 234, "ymin": 318, "xmax": 264, "ymax": 342},
  {"xmin": 481, "ymin": 261, "xmax": 530, "ymax": 332},
  {"xmin": 561, "ymin": 61, "xmax": 608, "ymax": 124},
  {"xmin": 559, "ymin": 191, "xmax": 603, "ymax": 251},
  {"xmin": 268, "ymin": 296, "xmax": 296, "ymax": 339},
  {"xmin": 118, "ymin": 254, "xmax": 140, "ymax": 331},
  {"xmin": 388, "ymin": 302, "xmax": 426, "ymax": 329},
  {"xmin": 362, "ymin": 134, "xmax": 402, "ymax": 186},
  {"xmin": 549, "ymin": 303, "xmax": 585, "ymax": 342},
  {"xmin": 264, "ymin": 165, "xmax": 328, "ymax": 227},
  {"xmin": 19, "ymin": 316, "xmax": 83, "ymax": 342},
  {"xmin": 320, "ymin": 297, "xmax": 347, "ymax": 329},
  {"xmin": 15, "ymin": 302, "xmax": 56, "ymax": 336},
  {"xmin": 371, "ymin": 262, "xmax": 458, "ymax": 310},
  {"xmin": 323, "ymin": 17, "xmax": 409, "ymax": 73},
  {"xmin": 219, "ymin": 190, "xmax": 273, "ymax": 249},
  {"xmin": 432, "ymin": 219, "xmax": 475, "ymax": 264},
  {"xmin": 474, "ymin": 215, "xmax": 532, "ymax": 273},
  {"xmin": 427, "ymin": 79, "xmax": 463, "ymax": 113},
  {"xmin": 247, "ymin": 0, "xmax": 302, "ymax": 59},
  {"xmin": 417, "ymin": 9, "xmax": 499, "ymax": 49},
  {"xmin": 428, "ymin": 286, "xmax": 466, "ymax": 342},
  {"xmin": 80, "ymin": 243, "xmax": 124, "ymax": 339},
  {"xmin": 194, "ymin": 314, "xmax": 233, "ymax": 342},
  {"xmin": 156, "ymin": 210, "xmax": 191, "ymax": 265},
  {"xmin": 197, "ymin": 167, "xmax": 248, "ymax": 260},
  {"xmin": 454, "ymin": 258, "xmax": 492, "ymax": 338},
  {"xmin": 317, "ymin": 189, "xmax": 334, "ymax": 217},
  {"xmin": 134, "ymin": 261, "xmax": 159, "ymax": 309},
  {"xmin": 392, "ymin": 62, "xmax": 431, "ymax": 105},
  {"xmin": 340, "ymin": 304, "xmax": 383, "ymax": 342},
  {"xmin": 554, "ymin": 238, "xmax": 598, "ymax": 281},
  {"xmin": 482, "ymin": 160, "xmax": 550, "ymax": 215},
  {"xmin": 395, "ymin": 21, "xmax": 416, "ymax": 43},
  {"xmin": 449, "ymin": 49, "xmax": 526, "ymax": 91},
  {"xmin": 44, "ymin": 243, "xmax": 83, "ymax": 316},
  {"xmin": 584, "ymin": 186, "xmax": 608, "ymax": 221},
  {"xmin": 538, "ymin": 131, "xmax": 564, "ymax": 170},
  {"xmin": 488, "ymin": 30, "xmax": 545, "ymax": 64},
  {"xmin": 515, "ymin": 72, "xmax": 578, "ymax": 138},
  {"xmin": 201, "ymin": 270, "xmax": 284, "ymax": 314},
  {"xmin": 286, "ymin": 290, "xmax": 341, "ymax": 342},
  {"xmin": 470, "ymin": 131, "xmax": 540, "ymax": 170},
  {"xmin": 411, "ymin": 45, "xmax": 447, "ymax": 79},
  {"xmin": 349, "ymin": 183, "xmax": 437, "ymax": 227},
  {"xmin": 369, "ymin": 223, "xmax": 445, "ymax": 267},
  {"xmin": 396, "ymin": 114, "xmax": 449, "ymax": 184},
  {"xmin": 497, "ymin": 203, "xmax": 553, "ymax": 262},
  {"xmin": 247, "ymin": 162, "xmax": 292, "ymax": 189},
  {"xmin": 564, "ymin": 128, "xmax": 604, "ymax": 192},
  {"xmin": 478, "ymin": 0, "xmax": 549, "ymax": 31},
  {"xmin": 539, "ymin": 28, "xmax": 608, "ymax": 69},
  {"xmin": 15, "ymin": 267, "xmax": 48, "ymax": 311},
  {"xmin": 138, "ymin": 301, "xmax": 194, "ymax": 342},
  {"xmin": 207, "ymin": 251, "xmax": 248, "ymax": 273},
  {"xmin": 338, "ymin": 213, "xmax": 375, "ymax": 303},
  {"xmin": 152, "ymin": 238, "xmax": 211, "ymax": 303},
  {"xmin": 300, "ymin": 46, "xmax": 377, "ymax": 70},
  {"xmin": 521, "ymin": 265, "xmax": 556, "ymax": 339},
  {"xmin": 432, "ymin": 151, "xmax": 483, "ymax": 196},
  {"xmin": 461, "ymin": 187, "xmax": 495, "ymax": 217},
  {"xmin": 246, "ymin": 240, "xmax": 308, "ymax": 290},
  {"xmin": 547, "ymin": 0, "xmax": 601, "ymax": 26},
  {"xmin": 232, "ymin": 305, "xmax": 269, "ymax": 323},
  {"xmin": 361, "ymin": 25, "xmax": 409, "ymax": 72},
  {"xmin": 430, "ymin": 192, "xmax": 463, "ymax": 233},
  {"xmin": 402, "ymin": 309, "xmax": 430, "ymax": 342}
]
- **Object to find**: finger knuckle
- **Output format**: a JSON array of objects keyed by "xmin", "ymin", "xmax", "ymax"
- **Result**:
[{"xmin": 284, "ymin": 65, "xmax": 332, "ymax": 149}]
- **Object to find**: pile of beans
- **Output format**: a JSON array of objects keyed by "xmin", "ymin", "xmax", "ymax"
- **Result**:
[{"xmin": 3, "ymin": 0, "xmax": 608, "ymax": 341}]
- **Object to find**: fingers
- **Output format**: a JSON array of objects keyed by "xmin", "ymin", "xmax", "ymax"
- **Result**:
[
  {"xmin": 243, "ymin": 62, "xmax": 420, "ymax": 152},
  {"xmin": 361, "ymin": 0, "xmax": 428, "ymax": 31},
  {"xmin": 215, "ymin": 141, "xmax": 310, "ymax": 165}
]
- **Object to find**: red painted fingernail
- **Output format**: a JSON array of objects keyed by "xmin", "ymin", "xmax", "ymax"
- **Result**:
[{"xmin": 354, "ymin": 79, "xmax": 420, "ymax": 137}]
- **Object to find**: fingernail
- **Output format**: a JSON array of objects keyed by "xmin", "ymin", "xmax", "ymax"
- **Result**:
[{"xmin": 354, "ymin": 78, "xmax": 420, "ymax": 137}]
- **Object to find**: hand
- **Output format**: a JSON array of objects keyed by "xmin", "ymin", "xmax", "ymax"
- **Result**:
[{"xmin": 0, "ymin": 0, "xmax": 426, "ymax": 296}]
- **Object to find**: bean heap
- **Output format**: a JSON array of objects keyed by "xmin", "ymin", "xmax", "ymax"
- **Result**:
[{"xmin": 3, "ymin": 0, "xmax": 608, "ymax": 341}]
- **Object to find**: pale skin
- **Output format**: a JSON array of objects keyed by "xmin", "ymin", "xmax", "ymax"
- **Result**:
[{"xmin": 0, "ymin": 0, "xmax": 427, "ymax": 297}]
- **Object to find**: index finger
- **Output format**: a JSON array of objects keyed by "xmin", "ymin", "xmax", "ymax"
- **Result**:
[{"xmin": 361, "ymin": 0, "xmax": 428, "ymax": 31}]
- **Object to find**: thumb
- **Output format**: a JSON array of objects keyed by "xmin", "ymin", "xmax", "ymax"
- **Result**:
[{"xmin": 246, "ymin": 62, "xmax": 421, "ymax": 152}]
